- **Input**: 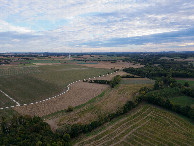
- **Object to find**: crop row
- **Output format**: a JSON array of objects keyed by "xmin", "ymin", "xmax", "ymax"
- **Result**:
[{"xmin": 76, "ymin": 104, "xmax": 194, "ymax": 146}]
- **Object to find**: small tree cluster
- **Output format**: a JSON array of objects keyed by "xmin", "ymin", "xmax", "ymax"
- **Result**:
[
  {"xmin": 0, "ymin": 116, "xmax": 71, "ymax": 145},
  {"xmin": 110, "ymin": 75, "xmax": 121, "ymax": 88}
]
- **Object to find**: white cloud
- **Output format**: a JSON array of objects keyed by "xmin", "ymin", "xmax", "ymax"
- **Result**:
[
  {"xmin": 0, "ymin": 0, "xmax": 194, "ymax": 52},
  {"xmin": 0, "ymin": 20, "xmax": 33, "ymax": 33}
]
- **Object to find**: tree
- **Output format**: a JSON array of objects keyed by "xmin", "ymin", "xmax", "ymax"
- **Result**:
[
  {"xmin": 110, "ymin": 75, "xmax": 121, "ymax": 88},
  {"xmin": 184, "ymin": 82, "xmax": 190, "ymax": 87}
]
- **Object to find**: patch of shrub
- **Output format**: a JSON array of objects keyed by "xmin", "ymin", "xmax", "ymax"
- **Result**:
[
  {"xmin": 66, "ymin": 106, "xmax": 74, "ymax": 112},
  {"xmin": 110, "ymin": 75, "xmax": 121, "ymax": 88}
]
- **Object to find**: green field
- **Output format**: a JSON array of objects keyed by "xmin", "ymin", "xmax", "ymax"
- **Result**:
[
  {"xmin": 74, "ymin": 104, "xmax": 194, "ymax": 145},
  {"xmin": 0, "ymin": 66, "xmax": 40, "ymax": 76},
  {"xmin": 177, "ymin": 79, "xmax": 194, "ymax": 86},
  {"xmin": 120, "ymin": 78, "xmax": 154, "ymax": 85},
  {"xmin": 0, "ymin": 64, "xmax": 111, "ymax": 106},
  {"xmin": 0, "ymin": 92, "xmax": 15, "ymax": 107},
  {"xmin": 170, "ymin": 96, "xmax": 194, "ymax": 107}
]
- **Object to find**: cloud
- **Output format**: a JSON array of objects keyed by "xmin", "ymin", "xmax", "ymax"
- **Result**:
[
  {"xmin": 0, "ymin": 0, "xmax": 194, "ymax": 52},
  {"xmin": 0, "ymin": 20, "xmax": 33, "ymax": 33}
]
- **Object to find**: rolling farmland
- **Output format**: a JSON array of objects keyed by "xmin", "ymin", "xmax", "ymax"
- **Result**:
[
  {"xmin": 0, "ymin": 91, "xmax": 15, "ymax": 107},
  {"xmin": 55, "ymin": 80, "xmax": 153, "ymax": 127},
  {"xmin": 75, "ymin": 104, "xmax": 194, "ymax": 146},
  {"xmin": 0, "ymin": 66, "xmax": 40, "ymax": 76},
  {"xmin": 0, "ymin": 64, "xmax": 111, "ymax": 106},
  {"xmin": 14, "ymin": 81, "xmax": 109, "ymax": 117}
]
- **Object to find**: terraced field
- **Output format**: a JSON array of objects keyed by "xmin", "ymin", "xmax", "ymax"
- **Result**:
[{"xmin": 75, "ymin": 104, "xmax": 194, "ymax": 146}]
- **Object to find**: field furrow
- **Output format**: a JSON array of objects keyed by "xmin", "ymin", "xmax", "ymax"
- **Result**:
[
  {"xmin": 75, "ymin": 104, "xmax": 194, "ymax": 146},
  {"xmin": 126, "ymin": 134, "xmax": 154, "ymax": 146},
  {"xmin": 76, "ymin": 106, "xmax": 151, "ymax": 146}
]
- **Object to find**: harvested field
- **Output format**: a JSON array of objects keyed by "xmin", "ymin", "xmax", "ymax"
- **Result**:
[
  {"xmin": 56, "ymin": 83, "xmax": 152, "ymax": 127},
  {"xmin": 79, "ymin": 61, "xmax": 143, "ymax": 69},
  {"xmin": 14, "ymin": 81, "xmax": 109, "ymax": 117},
  {"xmin": 74, "ymin": 104, "xmax": 194, "ymax": 146}
]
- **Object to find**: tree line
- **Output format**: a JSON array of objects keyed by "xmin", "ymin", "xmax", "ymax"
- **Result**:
[
  {"xmin": 139, "ymin": 77, "xmax": 194, "ymax": 119},
  {"xmin": 87, "ymin": 75, "xmax": 121, "ymax": 88}
]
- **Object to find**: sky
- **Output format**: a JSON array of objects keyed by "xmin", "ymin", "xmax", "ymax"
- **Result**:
[{"xmin": 0, "ymin": 0, "xmax": 194, "ymax": 53}]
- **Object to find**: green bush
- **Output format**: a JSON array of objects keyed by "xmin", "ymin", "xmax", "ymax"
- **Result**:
[{"xmin": 66, "ymin": 106, "xmax": 74, "ymax": 112}]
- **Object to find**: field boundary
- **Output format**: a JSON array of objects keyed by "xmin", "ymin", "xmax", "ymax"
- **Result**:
[
  {"xmin": 0, "ymin": 71, "xmax": 118, "ymax": 110},
  {"xmin": 0, "ymin": 90, "xmax": 20, "ymax": 107}
]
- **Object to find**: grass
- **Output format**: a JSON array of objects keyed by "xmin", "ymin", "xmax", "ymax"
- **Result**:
[
  {"xmin": 74, "ymin": 103, "xmax": 194, "ymax": 145},
  {"xmin": 169, "ymin": 96, "xmax": 194, "ymax": 107},
  {"xmin": 177, "ymin": 80, "xmax": 194, "ymax": 87},
  {"xmin": 0, "ymin": 64, "xmax": 111, "ymax": 106},
  {"xmin": 120, "ymin": 78, "xmax": 154, "ymax": 85}
]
